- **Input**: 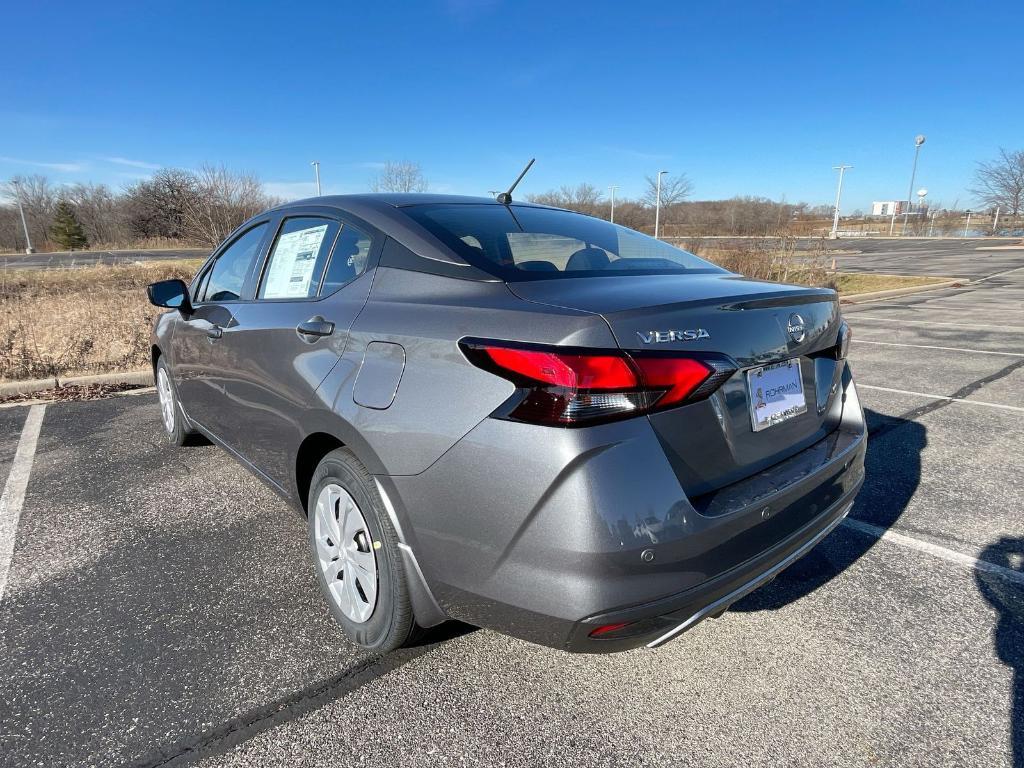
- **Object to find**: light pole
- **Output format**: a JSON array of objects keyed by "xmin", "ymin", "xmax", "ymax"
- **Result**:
[
  {"xmin": 310, "ymin": 160, "xmax": 321, "ymax": 196},
  {"xmin": 654, "ymin": 170, "xmax": 667, "ymax": 239},
  {"xmin": 900, "ymin": 135, "xmax": 926, "ymax": 236},
  {"xmin": 963, "ymin": 209, "xmax": 973, "ymax": 238},
  {"xmin": 608, "ymin": 185, "xmax": 618, "ymax": 224},
  {"xmin": 10, "ymin": 179, "xmax": 34, "ymax": 254},
  {"xmin": 992, "ymin": 205, "xmax": 1001, "ymax": 234},
  {"xmin": 830, "ymin": 164, "xmax": 852, "ymax": 238}
]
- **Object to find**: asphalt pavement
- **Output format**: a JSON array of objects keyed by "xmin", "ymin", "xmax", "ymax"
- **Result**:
[
  {"xmin": 830, "ymin": 238, "xmax": 1024, "ymax": 279},
  {"xmin": 0, "ymin": 257, "xmax": 1022, "ymax": 767}
]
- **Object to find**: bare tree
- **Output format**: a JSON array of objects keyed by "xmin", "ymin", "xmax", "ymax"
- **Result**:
[
  {"xmin": 63, "ymin": 183, "xmax": 129, "ymax": 246},
  {"xmin": 641, "ymin": 173, "xmax": 693, "ymax": 208},
  {"xmin": 971, "ymin": 148, "xmax": 1024, "ymax": 215},
  {"xmin": 370, "ymin": 161, "xmax": 429, "ymax": 193},
  {"xmin": 0, "ymin": 206, "xmax": 23, "ymax": 251},
  {"xmin": 178, "ymin": 165, "xmax": 280, "ymax": 246},
  {"xmin": 527, "ymin": 183, "xmax": 604, "ymax": 215},
  {"xmin": 1, "ymin": 175, "xmax": 57, "ymax": 249},
  {"xmin": 123, "ymin": 168, "xmax": 198, "ymax": 240}
]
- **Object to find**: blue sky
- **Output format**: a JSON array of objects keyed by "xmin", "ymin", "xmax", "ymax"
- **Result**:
[{"xmin": 2, "ymin": 1, "xmax": 1021, "ymax": 211}]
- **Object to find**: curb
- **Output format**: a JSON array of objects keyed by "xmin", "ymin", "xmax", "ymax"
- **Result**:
[
  {"xmin": 841, "ymin": 279, "xmax": 963, "ymax": 304},
  {"xmin": 0, "ymin": 369, "xmax": 152, "ymax": 397}
]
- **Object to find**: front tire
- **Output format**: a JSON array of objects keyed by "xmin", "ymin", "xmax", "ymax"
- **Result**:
[
  {"xmin": 308, "ymin": 448, "xmax": 418, "ymax": 652},
  {"xmin": 155, "ymin": 357, "xmax": 195, "ymax": 446}
]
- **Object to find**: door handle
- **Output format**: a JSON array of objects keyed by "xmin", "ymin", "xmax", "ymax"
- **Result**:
[
  {"xmin": 205, "ymin": 325, "xmax": 223, "ymax": 340},
  {"xmin": 296, "ymin": 316, "xmax": 335, "ymax": 340}
]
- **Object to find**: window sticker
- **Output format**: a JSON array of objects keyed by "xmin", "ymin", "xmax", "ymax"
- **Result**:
[{"xmin": 263, "ymin": 224, "xmax": 329, "ymax": 298}]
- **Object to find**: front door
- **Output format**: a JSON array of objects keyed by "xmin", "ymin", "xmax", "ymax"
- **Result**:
[{"xmin": 170, "ymin": 221, "xmax": 271, "ymax": 437}]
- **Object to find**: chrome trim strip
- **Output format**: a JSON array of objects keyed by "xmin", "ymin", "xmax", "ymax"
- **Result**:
[{"xmin": 646, "ymin": 502, "xmax": 853, "ymax": 649}]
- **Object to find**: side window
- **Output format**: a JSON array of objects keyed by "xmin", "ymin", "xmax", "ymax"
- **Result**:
[
  {"xmin": 258, "ymin": 217, "xmax": 340, "ymax": 300},
  {"xmin": 200, "ymin": 223, "xmax": 268, "ymax": 302},
  {"xmin": 320, "ymin": 224, "xmax": 373, "ymax": 296}
]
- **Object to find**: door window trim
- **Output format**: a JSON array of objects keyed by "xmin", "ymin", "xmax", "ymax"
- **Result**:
[
  {"xmin": 253, "ymin": 214, "xmax": 343, "ymax": 303},
  {"xmin": 317, "ymin": 220, "xmax": 377, "ymax": 298},
  {"xmin": 190, "ymin": 207, "xmax": 384, "ymax": 307},
  {"xmin": 190, "ymin": 219, "xmax": 274, "ymax": 306},
  {"xmin": 248, "ymin": 207, "xmax": 383, "ymax": 303}
]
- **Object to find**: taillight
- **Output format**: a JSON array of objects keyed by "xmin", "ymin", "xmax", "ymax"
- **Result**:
[{"xmin": 460, "ymin": 338, "xmax": 736, "ymax": 426}]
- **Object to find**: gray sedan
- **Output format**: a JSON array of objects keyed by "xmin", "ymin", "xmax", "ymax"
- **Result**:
[{"xmin": 147, "ymin": 194, "xmax": 865, "ymax": 653}]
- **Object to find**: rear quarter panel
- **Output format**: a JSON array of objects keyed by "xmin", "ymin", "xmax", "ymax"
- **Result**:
[{"xmin": 320, "ymin": 266, "xmax": 617, "ymax": 477}]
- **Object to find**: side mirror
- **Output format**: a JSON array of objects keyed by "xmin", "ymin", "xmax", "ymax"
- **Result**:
[{"xmin": 147, "ymin": 279, "xmax": 192, "ymax": 314}]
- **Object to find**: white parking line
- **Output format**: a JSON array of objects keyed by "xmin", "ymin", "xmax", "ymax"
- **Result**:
[
  {"xmin": 850, "ymin": 316, "xmax": 1024, "ymax": 331},
  {"xmin": 0, "ymin": 404, "xmax": 45, "ymax": 603},
  {"xmin": 969, "ymin": 264, "xmax": 1024, "ymax": 283},
  {"xmin": 858, "ymin": 384, "xmax": 1024, "ymax": 413},
  {"xmin": 842, "ymin": 518, "xmax": 1024, "ymax": 587},
  {"xmin": 853, "ymin": 340, "xmax": 1024, "ymax": 357}
]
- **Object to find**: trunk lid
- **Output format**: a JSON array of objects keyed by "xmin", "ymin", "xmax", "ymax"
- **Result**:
[{"xmin": 508, "ymin": 273, "xmax": 846, "ymax": 497}]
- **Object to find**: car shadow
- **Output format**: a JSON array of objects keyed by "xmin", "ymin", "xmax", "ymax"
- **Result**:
[
  {"xmin": 730, "ymin": 407, "xmax": 924, "ymax": 612},
  {"xmin": 0, "ymin": 501, "xmax": 473, "ymax": 768},
  {"xmin": 976, "ymin": 539, "xmax": 1024, "ymax": 767}
]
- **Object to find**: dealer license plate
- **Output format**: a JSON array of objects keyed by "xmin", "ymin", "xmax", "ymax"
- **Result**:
[{"xmin": 746, "ymin": 358, "xmax": 807, "ymax": 432}]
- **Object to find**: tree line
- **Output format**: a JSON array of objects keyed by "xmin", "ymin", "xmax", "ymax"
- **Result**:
[
  {"xmin": 2, "ymin": 149, "xmax": 1021, "ymax": 252},
  {"xmin": 526, "ymin": 175, "xmax": 815, "ymax": 236},
  {"xmin": 0, "ymin": 160, "xmax": 433, "ymax": 253},
  {"xmin": 0, "ymin": 166, "xmax": 281, "ymax": 252}
]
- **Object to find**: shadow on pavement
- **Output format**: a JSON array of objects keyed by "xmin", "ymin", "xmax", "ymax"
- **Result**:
[
  {"xmin": 976, "ymin": 539, "xmax": 1024, "ymax": 768},
  {"xmin": 731, "ymin": 407, "xmax": 924, "ymax": 612},
  {"xmin": 0, "ymin": 510, "xmax": 473, "ymax": 768}
]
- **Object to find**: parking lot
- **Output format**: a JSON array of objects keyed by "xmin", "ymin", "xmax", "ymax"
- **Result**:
[{"xmin": 1, "ymin": 251, "xmax": 1022, "ymax": 767}]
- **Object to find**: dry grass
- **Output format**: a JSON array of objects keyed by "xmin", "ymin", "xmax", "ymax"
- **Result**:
[
  {"xmin": 831, "ymin": 272, "xmax": 948, "ymax": 294},
  {"xmin": 687, "ymin": 236, "xmax": 835, "ymax": 287},
  {"xmin": 686, "ymin": 238, "xmax": 948, "ymax": 295},
  {"xmin": 0, "ymin": 260, "xmax": 202, "ymax": 382}
]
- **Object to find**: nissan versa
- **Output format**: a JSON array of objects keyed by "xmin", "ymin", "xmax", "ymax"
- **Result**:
[{"xmin": 147, "ymin": 193, "xmax": 866, "ymax": 653}]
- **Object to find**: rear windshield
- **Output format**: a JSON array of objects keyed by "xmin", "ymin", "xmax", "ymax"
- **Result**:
[{"xmin": 402, "ymin": 204, "xmax": 725, "ymax": 280}]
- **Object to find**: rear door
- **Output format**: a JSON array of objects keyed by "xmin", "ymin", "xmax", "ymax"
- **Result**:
[
  {"xmin": 214, "ymin": 210, "xmax": 379, "ymax": 489},
  {"xmin": 171, "ymin": 220, "xmax": 271, "ymax": 434}
]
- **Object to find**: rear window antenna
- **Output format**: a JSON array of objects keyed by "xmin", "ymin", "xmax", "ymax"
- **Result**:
[{"xmin": 495, "ymin": 158, "xmax": 535, "ymax": 205}]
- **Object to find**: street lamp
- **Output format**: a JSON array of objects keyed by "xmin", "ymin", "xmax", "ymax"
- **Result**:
[
  {"xmin": 608, "ymin": 185, "xmax": 618, "ymax": 224},
  {"xmin": 10, "ymin": 179, "xmax": 34, "ymax": 254},
  {"xmin": 654, "ymin": 170, "xmax": 668, "ymax": 239},
  {"xmin": 830, "ymin": 165, "xmax": 852, "ymax": 239},
  {"xmin": 900, "ymin": 134, "xmax": 926, "ymax": 236},
  {"xmin": 310, "ymin": 160, "xmax": 321, "ymax": 196}
]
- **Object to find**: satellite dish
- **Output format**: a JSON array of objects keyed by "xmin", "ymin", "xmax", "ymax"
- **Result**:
[
  {"xmin": 917, "ymin": 188, "xmax": 928, "ymax": 197},
  {"xmin": 915, "ymin": 134, "xmax": 926, "ymax": 146}
]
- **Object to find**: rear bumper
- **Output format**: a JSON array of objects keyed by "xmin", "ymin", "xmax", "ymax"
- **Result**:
[
  {"xmin": 649, "ymin": 500, "xmax": 852, "ymax": 648},
  {"xmin": 565, "ymin": 484, "xmax": 859, "ymax": 652},
  {"xmin": 385, "ymin": 369, "xmax": 867, "ymax": 653}
]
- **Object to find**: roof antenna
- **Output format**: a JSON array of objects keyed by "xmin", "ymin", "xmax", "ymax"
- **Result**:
[{"xmin": 495, "ymin": 158, "xmax": 535, "ymax": 204}]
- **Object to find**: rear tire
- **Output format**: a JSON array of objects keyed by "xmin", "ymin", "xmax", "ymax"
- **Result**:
[
  {"xmin": 308, "ymin": 448, "xmax": 418, "ymax": 653},
  {"xmin": 155, "ymin": 357, "xmax": 196, "ymax": 447}
]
